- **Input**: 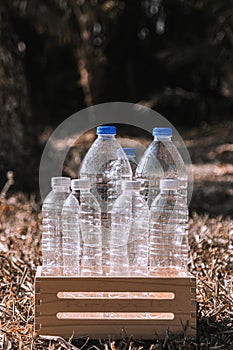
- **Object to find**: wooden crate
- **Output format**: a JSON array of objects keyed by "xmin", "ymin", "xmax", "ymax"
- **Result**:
[{"xmin": 34, "ymin": 266, "xmax": 196, "ymax": 339}]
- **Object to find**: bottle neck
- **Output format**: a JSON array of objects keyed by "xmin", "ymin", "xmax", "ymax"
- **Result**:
[
  {"xmin": 160, "ymin": 189, "xmax": 179, "ymax": 196},
  {"xmin": 98, "ymin": 134, "xmax": 116, "ymax": 140},
  {"xmin": 123, "ymin": 189, "xmax": 140, "ymax": 194},
  {"xmin": 80, "ymin": 189, "xmax": 90, "ymax": 194},
  {"xmin": 153, "ymin": 136, "xmax": 172, "ymax": 141},
  {"xmin": 72, "ymin": 189, "xmax": 90, "ymax": 194},
  {"xmin": 126, "ymin": 155, "xmax": 136, "ymax": 161},
  {"xmin": 52, "ymin": 186, "xmax": 70, "ymax": 192}
]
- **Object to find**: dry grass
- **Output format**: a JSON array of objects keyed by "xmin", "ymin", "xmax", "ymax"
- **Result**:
[{"xmin": 0, "ymin": 192, "xmax": 232, "ymax": 349}]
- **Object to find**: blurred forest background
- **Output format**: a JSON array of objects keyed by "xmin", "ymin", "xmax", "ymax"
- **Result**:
[{"xmin": 0, "ymin": 0, "xmax": 233, "ymax": 213}]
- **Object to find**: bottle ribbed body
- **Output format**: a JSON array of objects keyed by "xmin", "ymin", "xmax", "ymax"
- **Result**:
[
  {"xmin": 128, "ymin": 194, "xmax": 149, "ymax": 276},
  {"xmin": 79, "ymin": 190, "xmax": 102, "ymax": 276},
  {"xmin": 136, "ymin": 136, "xmax": 187, "ymax": 208},
  {"xmin": 42, "ymin": 187, "xmax": 70, "ymax": 275},
  {"xmin": 149, "ymin": 190, "xmax": 189, "ymax": 274},
  {"xmin": 109, "ymin": 204, "xmax": 130, "ymax": 276},
  {"xmin": 79, "ymin": 133, "xmax": 132, "ymax": 271},
  {"xmin": 110, "ymin": 185, "xmax": 149, "ymax": 276},
  {"xmin": 62, "ymin": 193, "xmax": 80, "ymax": 276}
]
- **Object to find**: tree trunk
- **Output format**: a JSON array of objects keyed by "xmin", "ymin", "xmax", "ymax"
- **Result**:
[{"xmin": 0, "ymin": 2, "xmax": 35, "ymax": 191}]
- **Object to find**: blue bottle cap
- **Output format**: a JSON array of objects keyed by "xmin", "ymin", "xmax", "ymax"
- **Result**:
[
  {"xmin": 152, "ymin": 127, "xmax": 172, "ymax": 137},
  {"xmin": 123, "ymin": 148, "xmax": 135, "ymax": 156},
  {"xmin": 96, "ymin": 126, "xmax": 116, "ymax": 135}
]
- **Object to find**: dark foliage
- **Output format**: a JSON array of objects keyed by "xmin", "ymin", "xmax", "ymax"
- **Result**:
[
  {"xmin": 0, "ymin": 0, "xmax": 232, "ymax": 189},
  {"xmin": 3, "ymin": 0, "xmax": 233, "ymax": 125}
]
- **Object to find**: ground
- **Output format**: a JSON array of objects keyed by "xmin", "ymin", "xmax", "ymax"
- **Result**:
[{"xmin": 0, "ymin": 121, "xmax": 232, "ymax": 349}]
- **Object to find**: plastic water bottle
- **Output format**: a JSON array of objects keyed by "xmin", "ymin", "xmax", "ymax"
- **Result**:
[
  {"xmin": 112, "ymin": 147, "xmax": 137, "ymax": 188},
  {"xmin": 79, "ymin": 126, "xmax": 132, "ymax": 272},
  {"xmin": 136, "ymin": 127, "xmax": 188, "ymax": 208},
  {"xmin": 76, "ymin": 178, "xmax": 102, "ymax": 277},
  {"xmin": 42, "ymin": 176, "xmax": 71, "ymax": 275},
  {"xmin": 123, "ymin": 148, "xmax": 138, "ymax": 178},
  {"xmin": 149, "ymin": 179, "xmax": 189, "ymax": 275},
  {"xmin": 110, "ymin": 180, "xmax": 149, "ymax": 276},
  {"xmin": 62, "ymin": 179, "xmax": 80, "ymax": 276}
]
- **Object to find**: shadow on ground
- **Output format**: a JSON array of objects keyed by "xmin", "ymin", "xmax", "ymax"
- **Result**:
[{"xmin": 182, "ymin": 121, "xmax": 233, "ymax": 217}]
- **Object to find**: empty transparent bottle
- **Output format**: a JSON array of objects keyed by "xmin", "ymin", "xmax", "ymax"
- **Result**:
[
  {"xmin": 79, "ymin": 126, "xmax": 132, "ymax": 272},
  {"xmin": 62, "ymin": 179, "xmax": 80, "ymax": 276},
  {"xmin": 123, "ymin": 148, "xmax": 138, "ymax": 179},
  {"xmin": 149, "ymin": 179, "xmax": 189, "ymax": 275},
  {"xmin": 110, "ymin": 180, "xmax": 149, "ymax": 276},
  {"xmin": 42, "ymin": 176, "xmax": 71, "ymax": 275},
  {"xmin": 76, "ymin": 178, "xmax": 102, "ymax": 277},
  {"xmin": 136, "ymin": 127, "xmax": 188, "ymax": 208},
  {"xmin": 111, "ymin": 147, "xmax": 137, "ymax": 190}
]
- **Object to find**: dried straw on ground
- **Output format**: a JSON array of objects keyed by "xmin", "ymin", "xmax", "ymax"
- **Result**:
[{"xmin": 0, "ymin": 192, "xmax": 232, "ymax": 349}]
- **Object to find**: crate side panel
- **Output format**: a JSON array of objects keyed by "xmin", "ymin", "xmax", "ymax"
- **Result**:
[
  {"xmin": 39, "ymin": 297, "xmax": 190, "ymax": 314},
  {"xmin": 34, "ymin": 267, "xmax": 196, "ymax": 339}
]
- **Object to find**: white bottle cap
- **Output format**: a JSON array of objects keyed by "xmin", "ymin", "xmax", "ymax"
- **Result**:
[
  {"xmin": 160, "ymin": 179, "xmax": 180, "ymax": 190},
  {"xmin": 122, "ymin": 180, "xmax": 141, "ymax": 191},
  {"xmin": 51, "ymin": 177, "xmax": 71, "ymax": 187},
  {"xmin": 71, "ymin": 178, "xmax": 90, "ymax": 190}
]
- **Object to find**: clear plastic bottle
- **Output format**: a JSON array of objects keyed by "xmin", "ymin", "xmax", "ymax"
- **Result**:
[
  {"xmin": 111, "ymin": 147, "xmax": 137, "ymax": 189},
  {"xmin": 79, "ymin": 126, "xmax": 132, "ymax": 272},
  {"xmin": 123, "ymin": 148, "xmax": 138, "ymax": 179},
  {"xmin": 136, "ymin": 127, "xmax": 188, "ymax": 208},
  {"xmin": 149, "ymin": 179, "xmax": 189, "ymax": 275},
  {"xmin": 42, "ymin": 176, "xmax": 71, "ymax": 275},
  {"xmin": 76, "ymin": 178, "xmax": 102, "ymax": 277},
  {"xmin": 62, "ymin": 179, "xmax": 80, "ymax": 276},
  {"xmin": 110, "ymin": 180, "xmax": 149, "ymax": 276}
]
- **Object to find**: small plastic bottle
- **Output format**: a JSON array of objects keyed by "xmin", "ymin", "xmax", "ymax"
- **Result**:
[
  {"xmin": 149, "ymin": 179, "xmax": 189, "ymax": 275},
  {"xmin": 136, "ymin": 127, "xmax": 188, "ymax": 208},
  {"xmin": 62, "ymin": 179, "xmax": 80, "ymax": 276},
  {"xmin": 110, "ymin": 180, "xmax": 149, "ymax": 276},
  {"xmin": 42, "ymin": 176, "xmax": 71, "ymax": 275},
  {"xmin": 76, "ymin": 178, "xmax": 102, "ymax": 277},
  {"xmin": 79, "ymin": 126, "xmax": 132, "ymax": 272}
]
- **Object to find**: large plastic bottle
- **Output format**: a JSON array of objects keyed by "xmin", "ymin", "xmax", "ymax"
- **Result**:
[
  {"xmin": 79, "ymin": 126, "xmax": 132, "ymax": 272},
  {"xmin": 136, "ymin": 127, "xmax": 188, "ymax": 208},
  {"xmin": 42, "ymin": 176, "xmax": 71, "ymax": 275},
  {"xmin": 149, "ymin": 179, "xmax": 189, "ymax": 275},
  {"xmin": 110, "ymin": 180, "xmax": 149, "ymax": 276},
  {"xmin": 76, "ymin": 178, "xmax": 102, "ymax": 277},
  {"xmin": 62, "ymin": 179, "xmax": 80, "ymax": 276}
]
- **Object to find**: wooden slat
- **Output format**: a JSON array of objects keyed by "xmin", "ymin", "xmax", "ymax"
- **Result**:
[
  {"xmin": 38, "ymin": 323, "xmax": 196, "ymax": 339},
  {"xmin": 36, "ymin": 315, "xmax": 196, "ymax": 338},
  {"xmin": 41, "ymin": 289, "xmax": 191, "ymax": 304},
  {"xmin": 38, "ymin": 277, "xmax": 193, "ymax": 293},
  {"xmin": 39, "ymin": 298, "xmax": 189, "ymax": 314},
  {"xmin": 37, "ymin": 314, "xmax": 193, "ymax": 325}
]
